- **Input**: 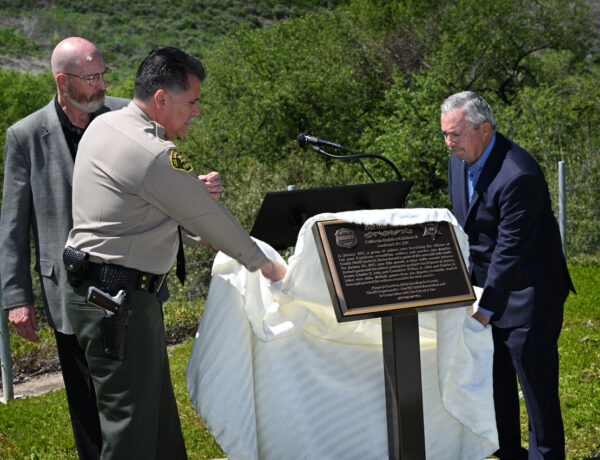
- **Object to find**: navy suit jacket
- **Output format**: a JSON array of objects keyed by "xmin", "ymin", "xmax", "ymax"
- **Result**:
[{"xmin": 448, "ymin": 132, "xmax": 574, "ymax": 328}]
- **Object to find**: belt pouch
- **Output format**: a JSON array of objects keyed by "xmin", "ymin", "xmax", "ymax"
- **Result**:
[{"xmin": 63, "ymin": 246, "xmax": 90, "ymax": 287}]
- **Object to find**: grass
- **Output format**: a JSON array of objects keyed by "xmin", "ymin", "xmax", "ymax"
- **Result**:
[
  {"xmin": 0, "ymin": 340, "xmax": 224, "ymax": 459},
  {"xmin": 0, "ymin": 265, "xmax": 599, "ymax": 458},
  {"xmin": 558, "ymin": 266, "xmax": 600, "ymax": 459}
]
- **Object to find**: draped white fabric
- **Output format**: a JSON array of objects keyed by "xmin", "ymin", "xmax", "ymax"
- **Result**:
[{"xmin": 186, "ymin": 209, "xmax": 498, "ymax": 460}]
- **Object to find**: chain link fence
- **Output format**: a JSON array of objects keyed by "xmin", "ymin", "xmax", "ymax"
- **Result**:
[
  {"xmin": 563, "ymin": 187, "xmax": 600, "ymax": 260},
  {"xmin": 557, "ymin": 162, "xmax": 600, "ymax": 263}
]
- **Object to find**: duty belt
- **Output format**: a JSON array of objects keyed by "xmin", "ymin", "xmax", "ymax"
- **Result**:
[{"xmin": 87, "ymin": 262, "xmax": 167, "ymax": 294}]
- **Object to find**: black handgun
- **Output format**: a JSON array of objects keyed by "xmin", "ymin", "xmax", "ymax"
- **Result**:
[{"xmin": 85, "ymin": 287, "xmax": 126, "ymax": 315}]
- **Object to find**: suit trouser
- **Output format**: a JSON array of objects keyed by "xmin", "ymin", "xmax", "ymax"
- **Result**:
[
  {"xmin": 66, "ymin": 281, "xmax": 187, "ymax": 460},
  {"xmin": 54, "ymin": 329, "xmax": 102, "ymax": 460},
  {"xmin": 492, "ymin": 309, "xmax": 565, "ymax": 460}
]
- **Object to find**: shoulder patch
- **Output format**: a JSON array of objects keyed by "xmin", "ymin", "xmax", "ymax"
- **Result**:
[{"xmin": 170, "ymin": 150, "xmax": 194, "ymax": 172}]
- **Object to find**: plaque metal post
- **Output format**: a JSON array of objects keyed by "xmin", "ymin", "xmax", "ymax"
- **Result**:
[{"xmin": 382, "ymin": 312, "xmax": 426, "ymax": 460}]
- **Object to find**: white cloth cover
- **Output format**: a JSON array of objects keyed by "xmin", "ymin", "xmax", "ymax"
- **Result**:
[{"xmin": 186, "ymin": 208, "xmax": 498, "ymax": 460}]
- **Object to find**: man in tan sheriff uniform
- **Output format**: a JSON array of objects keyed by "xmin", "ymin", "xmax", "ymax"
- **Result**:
[{"xmin": 64, "ymin": 46, "xmax": 286, "ymax": 460}]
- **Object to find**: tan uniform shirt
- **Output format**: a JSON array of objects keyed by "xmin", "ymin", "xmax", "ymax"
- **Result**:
[{"xmin": 66, "ymin": 102, "xmax": 267, "ymax": 274}]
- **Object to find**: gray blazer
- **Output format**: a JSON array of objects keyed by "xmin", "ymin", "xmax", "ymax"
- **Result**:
[{"xmin": 0, "ymin": 96, "xmax": 129, "ymax": 333}]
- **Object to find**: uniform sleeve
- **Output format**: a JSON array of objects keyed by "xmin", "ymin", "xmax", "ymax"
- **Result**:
[
  {"xmin": 139, "ymin": 149, "xmax": 268, "ymax": 272},
  {"xmin": 0, "ymin": 127, "xmax": 34, "ymax": 309},
  {"xmin": 180, "ymin": 227, "xmax": 202, "ymax": 247}
]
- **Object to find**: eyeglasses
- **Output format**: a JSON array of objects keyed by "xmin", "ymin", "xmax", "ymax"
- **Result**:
[{"xmin": 62, "ymin": 67, "xmax": 111, "ymax": 86}]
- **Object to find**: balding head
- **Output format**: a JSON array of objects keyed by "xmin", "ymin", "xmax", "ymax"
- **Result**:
[
  {"xmin": 51, "ymin": 37, "xmax": 104, "ymax": 78},
  {"xmin": 52, "ymin": 37, "xmax": 108, "ymax": 122}
]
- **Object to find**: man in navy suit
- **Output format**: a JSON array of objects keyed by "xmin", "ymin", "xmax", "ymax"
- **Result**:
[{"xmin": 442, "ymin": 91, "xmax": 575, "ymax": 459}]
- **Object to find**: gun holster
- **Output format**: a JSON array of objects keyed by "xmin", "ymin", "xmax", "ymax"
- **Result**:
[
  {"xmin": 63, "ymin": 246, "xmax": 90, "ymax": 287},
  {"xmin": 101, "ymin": 304, "xmax": 129, "ymax": 361}
]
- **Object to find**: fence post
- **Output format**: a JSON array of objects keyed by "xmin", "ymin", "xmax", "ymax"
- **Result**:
[
  {"xmin": 1, "ymin": 302, "xmax": 14, "ymax": 402},
  {"xmin": 558, "ymin": 161, "xmax": 567, "ymax": 261}
]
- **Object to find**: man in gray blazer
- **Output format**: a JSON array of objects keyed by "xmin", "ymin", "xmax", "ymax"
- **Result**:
[{"xmin": 0, "ymin": 37, "xmax": 128, "ymax": 459}]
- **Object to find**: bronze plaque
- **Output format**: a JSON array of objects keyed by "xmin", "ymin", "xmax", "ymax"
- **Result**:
[{"xmin": 313, "ymin": 219, "xmax": 476, "ymax": 322}]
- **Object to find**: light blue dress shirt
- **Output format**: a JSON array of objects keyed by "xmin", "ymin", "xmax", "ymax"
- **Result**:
[{"xmin": 466, "ymin": 133, "xmax": 496, "ymax": 204}]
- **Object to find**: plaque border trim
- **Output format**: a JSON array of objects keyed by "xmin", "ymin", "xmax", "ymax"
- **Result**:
[{"xmin": 313, "ymin": 219, "xmax": 476, "ymax": 322}]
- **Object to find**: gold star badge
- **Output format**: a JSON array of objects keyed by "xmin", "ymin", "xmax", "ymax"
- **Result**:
[{"xmin": 170, "ymin": 150, "xmax": 194, "ymax": 172}]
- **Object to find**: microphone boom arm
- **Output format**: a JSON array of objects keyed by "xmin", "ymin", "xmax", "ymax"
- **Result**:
[{"xmin": 310, "ymin": 145, "xmax": 403, "ymax": 181}]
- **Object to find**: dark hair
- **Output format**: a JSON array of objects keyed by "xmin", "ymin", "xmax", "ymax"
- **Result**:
[{"xmin": 134, "ymin": 46, "xmax": 206, "ymax": 101}]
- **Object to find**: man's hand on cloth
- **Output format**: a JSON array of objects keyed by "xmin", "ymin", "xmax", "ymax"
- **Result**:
[
  {"xmin": 260, "ymin": 259, "xmax": 287, "ymax": 282},
  {"xmin": 472, "ymin": 309, "xmax": 491, "ymax": 326}
]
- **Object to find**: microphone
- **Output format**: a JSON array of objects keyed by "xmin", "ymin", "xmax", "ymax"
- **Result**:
[
  {"xmin": 296, "ymin": 132, "xmax": 403, "ymax": 181},
  {"xmin": 297, "ymin": 133, "xmax": 345, "ymax": 150}
]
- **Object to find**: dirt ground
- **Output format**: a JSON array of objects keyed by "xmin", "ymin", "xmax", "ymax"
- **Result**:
[
  {"xmin": 2, "ymin": 341, "xmax": 183, "ymax": 400},
  {"xmin": 2, "ymin": 371, "xmax": 64, "ymax": 400}
]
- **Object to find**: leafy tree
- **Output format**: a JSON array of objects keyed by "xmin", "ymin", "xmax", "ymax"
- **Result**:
[
  {"xmin": 0, "ymin": 0, "xmax": 597, "ymax": 263},
  {"xmin": 184, "ymin": 8, "xmax": 386, "ymax": 165},
  {"xmin": 357, "ymin": 0, "xmax": 593, "ymax": 207}
]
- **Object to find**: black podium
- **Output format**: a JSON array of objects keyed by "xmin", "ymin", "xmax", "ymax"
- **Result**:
[{"xmin": 250, "ymin": 181, "xmax": 413, "ymax": 250}]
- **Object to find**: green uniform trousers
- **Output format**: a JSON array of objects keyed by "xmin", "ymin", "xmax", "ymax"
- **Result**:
[{"xmin": 67, "ymin": 280, "xmax": 187, "ymax": 460}]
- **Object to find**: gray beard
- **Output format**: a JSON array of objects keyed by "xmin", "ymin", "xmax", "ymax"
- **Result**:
[{"xmin": 65, "ymin": 93, "xmax": 105, "ymax": 113}]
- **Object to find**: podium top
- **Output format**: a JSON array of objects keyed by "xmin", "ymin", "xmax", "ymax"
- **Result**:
[{"xmin": 250, "ymin": 180, "xmax": 413, "ymax": 250}]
